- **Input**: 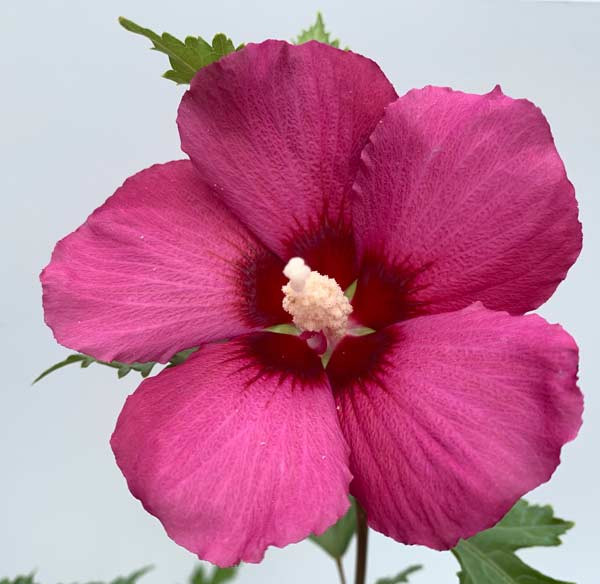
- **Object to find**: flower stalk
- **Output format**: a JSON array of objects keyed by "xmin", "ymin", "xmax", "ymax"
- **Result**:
[
  {"xmin": 354, "ymin": 502, "xmax": 369, "ymax": 584},
  {"xmin": 335, "ymin": 556, "xmax": 347, "ymax": 584}
]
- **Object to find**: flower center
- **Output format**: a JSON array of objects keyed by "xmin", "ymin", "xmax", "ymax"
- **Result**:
[{"xmin": 282, "ymin": 257, "xmax": 352, "ymax": 341}]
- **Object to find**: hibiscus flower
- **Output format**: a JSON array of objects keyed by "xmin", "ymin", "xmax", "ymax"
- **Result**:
[{"xmin": 41, "ymin": 40, "xmax": 583, "ymax": 566}]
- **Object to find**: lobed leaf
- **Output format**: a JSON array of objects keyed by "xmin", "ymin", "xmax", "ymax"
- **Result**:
[
  {"xmin": 466, "ymin": 499, "xmax": 574, "ymax": 553},
  {"xmin": 452, "ymin": 499, "xmax": 575, "ymax": 584},
  {"xmin": 119, "ymin": 17, "xmax": 241, "ymax": 84},
  {"xmin": 294, "ymin": 12, "xmax": 343, "ymax": 48},
  {"xmin": 34, "ymin": 348, "xmax": 198, "ymax": 384}
]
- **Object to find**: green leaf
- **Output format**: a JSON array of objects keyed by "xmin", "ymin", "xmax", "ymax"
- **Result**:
[
  {"xmin": 2, "ymin": 566, "xmax": 232, "ymax": 584},
  {"xmin": 467, "ymin": 499, "xmax": 574, "ymax": 553},
  {"xmin": 3, "ymin": 568, "xmax": 152, "ymax": 584},
  {"xmin": 309, "ymin": 497, "xmax": 356, "ymax": 558},
  {"xmin": 189, "ymin": 566, "xmax": 207, "ymax": 584},
  {"xmin": 33, "ymin": 354, "xmax": 93, "ymax": 383},
  {"xmin": 34, "ymin": 348, "xmax": 198, "ymax": 384},
  {"xmin": 452, "ymin": 500, "xmax": 575, "ymax": 584},
  {"xmin": 375, "ymin": 565, "xmax": 423, "ymax": 584},
  {"xmin": 105, "ymin": 567, "xmax": 153, "ymax": 584},
  {"xmin": 188, "ymin": 565, "xmax": 238, "ymax": 584},
  {"xmin": 0, "ymin": 575, "xmax": 39, "ymax": 584},
  {"xmin": 54, "ymin": 566, "xmax": 153, "ymax": 584},
  {"xmin": 210, "ymin": 568, "xmax": 237, "ymax": 584},
  {"xmin": 294, "ymin": 12, "xmax": 342, "ymax": 48},
  {"xmin": 118, "ymin": 17, "xmax": 241, "ymax": 84},
  {"xmin": 168, "ymin": 346, "xmax": 200, "ymax": 366}
]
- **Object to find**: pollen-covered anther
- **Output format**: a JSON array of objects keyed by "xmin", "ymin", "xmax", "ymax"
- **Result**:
[{"xmin": 282, "ymin": 257, "xmax": 352, "ymax": 340}]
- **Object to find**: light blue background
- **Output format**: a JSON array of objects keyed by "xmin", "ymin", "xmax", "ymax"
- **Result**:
[{"xmin": 1, "ymin": 1, "xmax": 598, "ymax": 582}]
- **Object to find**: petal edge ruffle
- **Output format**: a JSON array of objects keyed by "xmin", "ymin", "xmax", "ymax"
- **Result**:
[
  {"xmin": 351, "ymin": 86, "xmax": 581, "ymax": 327},
  {"xmin": 178, "ymin": 40, "xmax": 397, "ymax": 263},
  {"xmin": 328, "ymin": 303, "xmax": 582, "ymax": 549},
  {"xmin": 42, "ymin": 160, "xmax": 287, "ymax": 363},
  {"xmin": 111, "ymin": 333, "xmax": 351, "ymax": 565}
]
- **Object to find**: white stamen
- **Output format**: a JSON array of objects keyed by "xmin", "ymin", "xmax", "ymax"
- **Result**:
[
  {"xmin": 282, "ymin": 257, "xmax": 352, "ymax": 340},
  {"xmin": 283, "ymin": 257, "xmax": 311, "ymax": 292}
]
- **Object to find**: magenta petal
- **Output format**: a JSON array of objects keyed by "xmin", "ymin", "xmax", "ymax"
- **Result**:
[
  {"xmin": 111, "ymin": 333, "xmax": 351, "ymax": 566},
  {"xmin": 178, "ymin": 40, "xmax": 397, "ymax": 259},
  {"xmin": 328, "ymin": 303, "xmax": 582, "ymax": 549},
  {"xmin": 42, "ymin": 160, "xmax": 286, "ymax": 363},
  {"xmin": 352, "ymin": 86, "xmax": 581, "ymax": 326}
]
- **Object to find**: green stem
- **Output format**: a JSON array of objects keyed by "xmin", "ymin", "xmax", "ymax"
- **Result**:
[
  {"xmin": 354, "ymin": 502, "xmax": 369, "ymax": 584},
  {"xmin": 336, "ymin": 557, "xmax": 347, "ymax": 584}
]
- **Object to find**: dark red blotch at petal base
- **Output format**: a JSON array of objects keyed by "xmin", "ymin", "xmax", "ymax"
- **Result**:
[
  {"xmin": 241, "ymin": 332, "xmax": 324, "ymax": 382},
  {"xmin": 326, "ymin": 329, "xmax": 396, "ymax": 391},
  {"xmin": 286, "ymin": 217, "xmax": 358, "ymax": 291},
  {"xmin": 238, "ymin": 249, "xmax": 288, "ymax": 327},
  {"xmin": 239, "ymin": 214, "xmax": 358, "ymax": 325},
  {"xmin": 351, "ymin": 253, "xmax": 431, "ymax": 330}
]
